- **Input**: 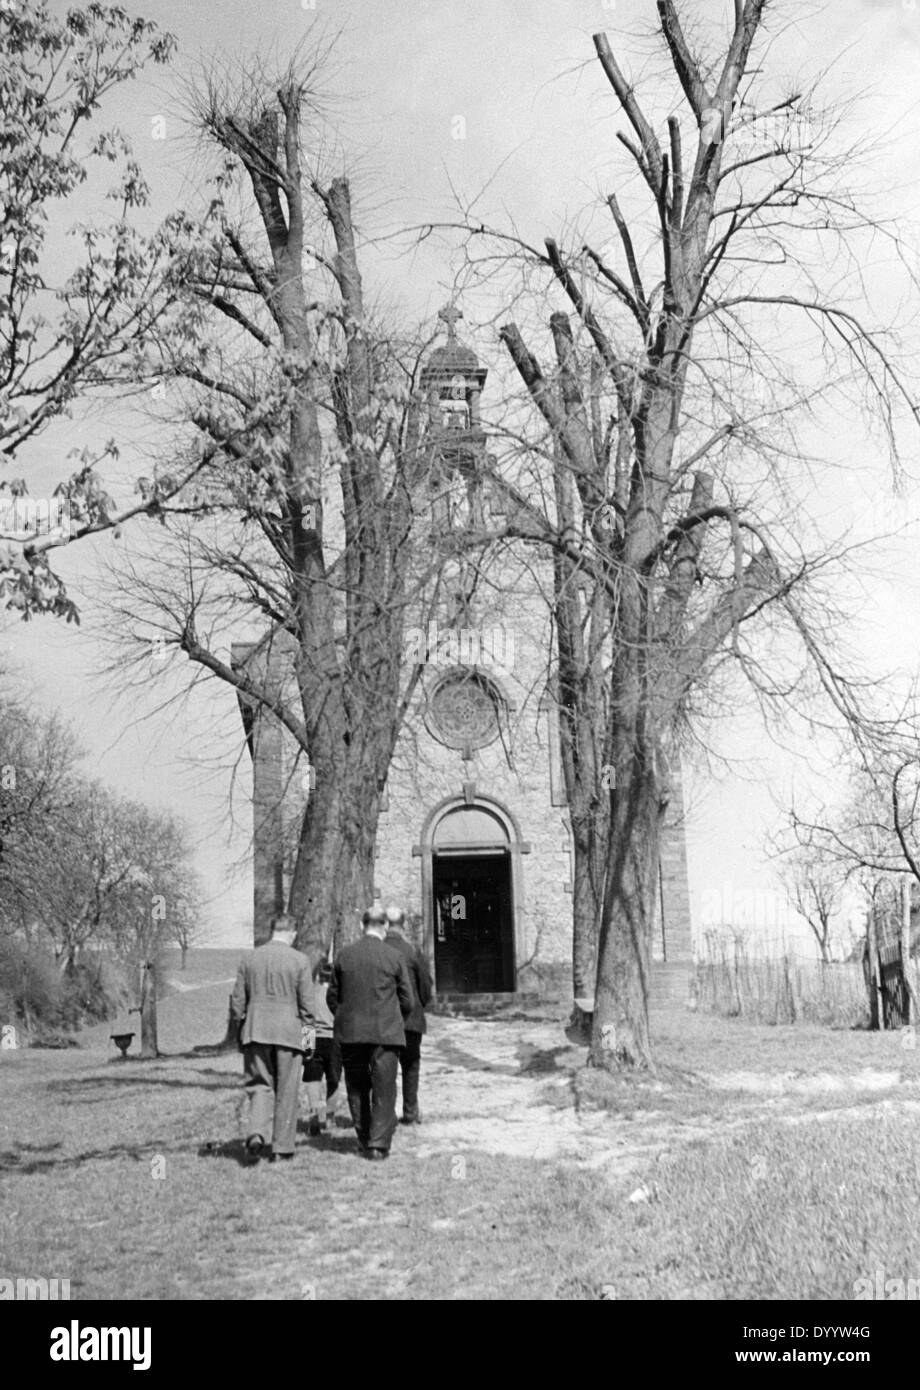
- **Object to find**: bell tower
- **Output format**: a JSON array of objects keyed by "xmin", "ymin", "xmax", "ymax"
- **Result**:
[
  {"xmin": 419, "ymin": 303, "xmax": 491, "ymax": 614},
  {"xmin": 420, "ymin": 304, "xmax": 488, "ymax": 480}
]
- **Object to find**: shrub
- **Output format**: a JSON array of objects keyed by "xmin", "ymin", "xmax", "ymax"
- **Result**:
[
  {"xmin": 0, "ymin": 937, "xmax": 135, "ymax": 1035},
  {"xmin": 29, "ymin": 1032, "xmax": 80, "ymax": 1049},
  {"xmin": 59, "ymin": 953, "xmax": 133, "ymax": 1029},
  {"xmin": 0, "ymin": 935, "xmax": 61, "ymax": 1031}
]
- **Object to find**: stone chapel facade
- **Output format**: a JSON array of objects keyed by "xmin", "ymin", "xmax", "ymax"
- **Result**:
[{"xmin": 233, "ymin": 311, "xmax": 693, "ymax": 1003}]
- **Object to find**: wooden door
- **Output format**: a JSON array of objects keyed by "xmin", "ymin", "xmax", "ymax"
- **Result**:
[{"xmin": 432, "ymin": 852, "xmax": 514, "ymax": 993}]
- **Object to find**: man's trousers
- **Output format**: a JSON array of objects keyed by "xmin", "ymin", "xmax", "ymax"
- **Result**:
[
  {"xmin": 243, "ymin": 1042, "xmax": 302, "ymax": 1156},
  {"xmin": 399, "ymin": 1030, "xmax": 423, "ymax": 1122},
  {"xmin": 340, "ymin": 1043, "xmax": 400, "ymax": 1153}
]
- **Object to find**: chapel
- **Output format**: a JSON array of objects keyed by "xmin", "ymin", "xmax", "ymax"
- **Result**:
[{"xmin": 233, "ymin": 308, "xmax": 693, "ymax": 1002}]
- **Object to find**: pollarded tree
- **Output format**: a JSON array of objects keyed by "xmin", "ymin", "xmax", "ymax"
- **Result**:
[
  {"xmin": 438, "ymin": 2, "xmax": 918, "ymax": 1066},
  {"xmin": 102, "ymin": 57, "xmax": 457, "ymax": 961}
]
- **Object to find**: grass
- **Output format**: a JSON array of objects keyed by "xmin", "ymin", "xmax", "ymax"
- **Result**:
[
  {"xmin": 4, "ymin": 948, "xmax": 920, "ymax": 1300},
  {"xmin": 654, "ymin": 998, "xmax": 920, "ymax": 1075},
  {"xmin": 584, "ymin": 1113, "xmax": 920, "ymax": 1301},
  {"xmin": 0, "ymin": 1046, "xmax": 621, "ymax": 1300}
]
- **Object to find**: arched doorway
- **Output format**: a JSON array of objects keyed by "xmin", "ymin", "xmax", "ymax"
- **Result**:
[{"xmin": 416, "ymin": 798, "xmax": 526, "ymax": 994}]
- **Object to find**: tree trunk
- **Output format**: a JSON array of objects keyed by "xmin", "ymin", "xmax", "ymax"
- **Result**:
[
  {"xmin": 901, "ymin": 876, "xmax": 914, "ymax": 1026},
  {"xmin": 568, "ymin": 823, "xmax": 601, "ymax": 1043},
  {"xmin": 139, "ymin": 960, "xmax": 158, "ymax": 1058},
  {"xmin": 570, "ymin": 813, "xmax": 605, "ymax": 1001},
  {"xmin": 784, "ymin": 953, "xmax": 799, "ymax": 1024},
  {"xmin": 287, "ymin": 763, "xmax": 380, "ymax": 963},
  {"xmin": 590, "ymin": 748, "xmax": 662, "ymax": 1070},
  {"xmin": 865, "ymin": 906, "xmax": 885, "ymax": 1031}
]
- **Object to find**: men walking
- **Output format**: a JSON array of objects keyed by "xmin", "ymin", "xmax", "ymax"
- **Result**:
[
  {"xmin": 327, "ymin": 906, "xmax": 413, "ymax": 1160},
  {"xmin": 230, "ymin": 914, "xmax": 314, "ymax": 1164},
  {"xmin": 385, "ymin": 905, "xmax": 432, "ymax": 1125}
]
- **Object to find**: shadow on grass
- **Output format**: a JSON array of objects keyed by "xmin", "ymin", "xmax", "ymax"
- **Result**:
[
  {"xmin": 198, "ymin": 1129, "xmax": 361, "ymax": 1165},
  {"xmin": 158, "ymin": 1049, "xmax": 239, "ymax": 1067},
  {"xmin": 105, "ymin": 1048, "xmax": 237, "ymax": 1063},
  {"xmin": 430, "ymin": 1036, "xmax": 518, "ymax": 1076},
  {"xmin": 433, "ymin": 1036, "xmax": 579, "ymax": 1079},
  {"xmin": 0, "ymin": 1140, "xmax": 64, "ymax": 1170},
  {"xmin": 45, "ymin": 1069, "xmax": 239, "ymax": 1100},
  {"xmin": 516, "ymin": 1043, "xmax": 578, "ymax": 1076},
  {"xmin": 1, "ymin": 1137, "xmax": 186, "ymax": 1174},
  {"xmin": 297, "ymin": 1130, "xmax": 363, "ymax": 1157}
]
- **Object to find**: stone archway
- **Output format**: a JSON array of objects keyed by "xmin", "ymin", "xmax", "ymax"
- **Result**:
[{"xmin": 413, "ymin": 793, "xmax": 530, "ymax": 995}]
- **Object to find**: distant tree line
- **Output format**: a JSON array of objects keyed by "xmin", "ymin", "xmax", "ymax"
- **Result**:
[{"xmin": 0, "ymin": 679, "xmax": 200, "ymax": 1047}]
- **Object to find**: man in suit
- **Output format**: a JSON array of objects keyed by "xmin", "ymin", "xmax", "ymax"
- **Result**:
[
  {"xmin": 327, "ymin": 906, "xmax": 413, "ymax": 1160},
  {"xmin": 230, "ymin": 914, "xmax": 314, "ymax": 1164},
  {"xmin": 385, "ymin": 905, "xmax": 432, "ymax": 1125}
]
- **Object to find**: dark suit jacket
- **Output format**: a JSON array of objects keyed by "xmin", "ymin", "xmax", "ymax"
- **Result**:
[
  {"xmin": 327, "ymin": 933, "xmax": 413, "ymax": 1047},
  {"xmin": 230, "ymin": 940, "xmax": 314, "ymax": 1051},
  {"xmin": 385, "ymin": 931, "xmax": 432, "ymax": 1034}
]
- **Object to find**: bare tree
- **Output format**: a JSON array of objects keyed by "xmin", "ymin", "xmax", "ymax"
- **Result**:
[
  {"xmin": 427, "ymin": 3, "xmax": 917, "ymax": 1067},
  {"xmin": 775, "ymin": 844, "xmax": 846, "ymax": 963},
  {"xmin": 171, "ymin": 912, "xmax": 198, "ymax": 971},
  {"xmin": 789, "ymin": 750, "xmax": 920, "ymax": 1023},
  {"xmin": 99, "ymin": 54, "xmax": 472, "ymax": 962}
]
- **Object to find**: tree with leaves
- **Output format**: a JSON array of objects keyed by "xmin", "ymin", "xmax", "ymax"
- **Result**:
[
  {"xmin": 0, "ymin": 693, "xmax": 81, "ymax": 928},
  {"xmin": 0, "ymin": 0, "xmax": 191, "ymax": 619}
]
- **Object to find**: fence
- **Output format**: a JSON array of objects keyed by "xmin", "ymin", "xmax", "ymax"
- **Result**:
[{"xmin": 693, "ymin": 937, "xmax": 869, "ymax": 1027}]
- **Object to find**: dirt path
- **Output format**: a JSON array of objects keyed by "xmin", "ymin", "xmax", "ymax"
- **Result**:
[
  {"xmin": 373, "ymin": 1013, "xmax": 920, "ymax": 1182},
  {"xmin": 392, "ymin": 1015, "xmax": 701, "ymax": 1180},
  {"xmin": 406, "ymin": 1016, "xmax": 609, "ymax": 1167},
  {"xmin": 167, "ymin": 976, "xmax": 237, "ymax": 994},
  {"xmin": 139, "ymin": 974, "xmax": 920, "ymax": 1183}
]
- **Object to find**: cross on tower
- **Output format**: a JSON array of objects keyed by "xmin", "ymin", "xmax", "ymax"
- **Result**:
[{"xmin": 438, "ymin": 303, "xmax": 463, "ymax": 342}]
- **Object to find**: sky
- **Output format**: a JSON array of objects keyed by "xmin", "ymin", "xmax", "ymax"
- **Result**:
[{"xmin": 5, "ymin": 0, "xmax": 920, "ymax": 953}]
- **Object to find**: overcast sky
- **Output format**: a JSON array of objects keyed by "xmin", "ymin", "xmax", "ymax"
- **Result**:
[{"xmin": 5, "ymin": 0, "xmax": 920, "ymax": 951}]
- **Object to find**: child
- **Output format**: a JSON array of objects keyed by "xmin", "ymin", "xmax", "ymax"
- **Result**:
[{"xmin": 302, "ymin": 958, "xmax": 343, "ymax": 1133}]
